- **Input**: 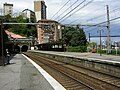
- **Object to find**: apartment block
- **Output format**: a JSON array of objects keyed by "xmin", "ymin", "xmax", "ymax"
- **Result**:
[
  {"xmin": 22, "ymin": 9, "xmax": 36, "ymax": 23},
  {"xmin": 4, "ymin": 3, "xmax": 13, "ymax": 16},
  {"xmin": 34, "ymin": 0, "xmax": 47, "ymax": 21},
  {"xmin": 37, "ymin": 20, "xmax": 61, "ymax": 44}
]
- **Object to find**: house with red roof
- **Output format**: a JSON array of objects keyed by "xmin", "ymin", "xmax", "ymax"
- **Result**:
[{"xmin": 5, "ymin": 30, "xmax": 26, "ymax": 39}]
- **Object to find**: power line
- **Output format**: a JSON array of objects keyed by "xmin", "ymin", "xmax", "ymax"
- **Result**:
[
  {"xmin": 58, "ymin": 0, "xmax": 87, "ymax": 22},
  {"xmin": 90, "ymin": 35, "xmax": 120, "ymax": 37},
  {"xmin": 2, "ymin": 22, "xmax": 57, "ymax": 25},
  {"xmin": 70, "ymin": 7, "xmax": 120, "ymax": 25},
  {"xmin": 69, "ymin": 6, "xmax": 106, "ymax": 24},
  {"xmin": 84, "ymin": 15, "xmax": 120, "ymax": 32},
  {"xmin": 54, "ymin": 0, "xmax": 79, "ymax": 20},
  {"xmin": 64, "ymin": 15, "xmax": 120, "ymax": 34},
  {"xmin": 87, "ymin": 7, "xmax": 120, "ymax": 22},
  {"xmin": 59, "ymin": 0, "xmax": 94, "ymax": 23},
  {"xmin": 50, "ymin": 0, "xmax": 70, "ymax": 19}
]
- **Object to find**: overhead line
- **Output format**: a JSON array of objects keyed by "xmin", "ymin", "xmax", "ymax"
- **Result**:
[
  {"xmin": 60, "ymin": 0, "xmax": 94, "ymax": 23},
  {"xmin": 84, "ymin": 16, "xmax": 120, "ymax": 33},
  {"xmin": 69, "ymin": 6, "xmax": 120, "ymax": 25},
  {"xmin": 50, "ymin": 0, "xmax": 70, "ymax": 19},
  {"xmin": 64, "ymin": 16, "xmax": 120, "ymax": 33},
  {"xmin": 69, "ymin": 6, "xmax": 106, "ymax": 24},
  {"xmin": 86, "ymin": 7, "xmax": 120, "ymax": 22},
  {"xmin": 2, "ymin": 22, "xmax": 56, "ymax": 25},
  {"xmin": 58, "ymin": 0, "xmax": 87, "ymax": 22},
  {"xmin": 90, "ymin": 35, "xmax": 120, "ymax": 37},
  {"xmin": 92, "ymin": 16, "xmax": 120, "ymax": 27},
  {"xmin": 54, "ymin": 0, "xmax": 79, "ymax": 20}
]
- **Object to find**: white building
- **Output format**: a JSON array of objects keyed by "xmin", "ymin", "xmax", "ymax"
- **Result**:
[
  {"xmin": 4, "ymin": 3, "xmax": 13, "ymax": 16},
  {"xmin": 22, "ymin": 9, "xmax": 36, "ymax": 23}
]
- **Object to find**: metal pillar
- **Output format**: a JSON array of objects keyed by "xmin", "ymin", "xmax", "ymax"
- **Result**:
[
  {"xmin": 97, "ymin": 30, "xmax": 104, "ymax": 56},
  {"xmin": 106, "ymin": 5, "xmax": 111, "ymax": 54},
  {"xmin": 89, "ymin": 33, "xmax": 90, "ymax": 42},
  {"xmin": 0, "ymin": 19, "xmax": 5, "ymax": 66}
]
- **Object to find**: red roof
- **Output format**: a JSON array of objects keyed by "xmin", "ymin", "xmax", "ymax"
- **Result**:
[{"xmin": 5, "ymin": 30, "xmax": 26, "ymax": 39}]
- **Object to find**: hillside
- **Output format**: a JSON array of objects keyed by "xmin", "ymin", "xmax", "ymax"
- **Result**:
[{"xmin": 3, "ymin": 15, "xmax": 37, "ymax": 37}]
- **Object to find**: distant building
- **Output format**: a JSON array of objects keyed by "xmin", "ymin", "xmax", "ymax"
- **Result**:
[
  {"xmin": 34, "ymin": 0, "xmax": 62, "ymax": 44},
  {"xmin": 22, "ymin": 9, "xmax": 36, "ymax": 23},
  {"xmin": 37, "ymin": 20, "xmax": 62, "ymax": 44},
  {"xmin": 34, "ymin": 0, "xmax": 47, "ymax": 21},
  {"xmin": 4, "ymin": 3, "xmax": 13, "ymax": 16}
]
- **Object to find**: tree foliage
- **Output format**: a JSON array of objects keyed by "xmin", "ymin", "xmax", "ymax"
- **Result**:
[
  {"xmin": 3, "ymin": 15, "xmax": 37, "ymax": 37},
  {"xmin": 62, "ymin": 26, "xmax": 87, "ymax": 47}
]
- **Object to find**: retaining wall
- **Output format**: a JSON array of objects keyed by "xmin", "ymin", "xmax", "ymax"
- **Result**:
[{"xmin": 30, "ymin": 51, "xmax": 120, "ymax": 78}]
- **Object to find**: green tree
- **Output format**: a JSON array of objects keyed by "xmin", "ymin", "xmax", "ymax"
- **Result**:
[
  {"xmin": 62, "ymin": 26, "xmax": 87, "ymax": 47},
  {"xmin": 3, "ymin": 15, "xmax": 13, "ymax": 29},
  {"xmin": 3, "ymin": 15, "xmax": 37, "ymax": 37}
]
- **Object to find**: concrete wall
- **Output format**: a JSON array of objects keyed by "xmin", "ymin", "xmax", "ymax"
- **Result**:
[{"xmin": 32, "ymin": 52, "xmax": 120, "ymax": 78}]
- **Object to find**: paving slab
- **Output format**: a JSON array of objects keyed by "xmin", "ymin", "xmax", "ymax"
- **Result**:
[{"xmin": 0, "ymin": 54, "xmax": 65, "ymax": 90}]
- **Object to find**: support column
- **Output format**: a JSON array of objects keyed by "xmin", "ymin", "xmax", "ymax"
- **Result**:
[
  {"xmin": 0, "ymin": 19, "xmax": 5, "ymax": 66},
  {"xmin": 106, "ymin": 5, "xmax": 111, "ymax": 54}
]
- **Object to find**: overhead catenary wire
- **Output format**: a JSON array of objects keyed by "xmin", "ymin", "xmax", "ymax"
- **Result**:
[
  {"xmin": 68, "ymin": 6, "xmax": 105, "ymax": 24},
  {"xmin": 50, "ymin": 0, "xmax": 71, "ymax": 19},
  {"xmin": 86, "ymin": 7, "xmax": 120, "ymax": 23},
  {"xmin": 71, "ymin": 6, "xmax": 106, "ymax": 23},
  {"xmin": 60, "ymin": 0, "xmax": 94, "ymax": 23},
  {"xmin": 69, "ymin": 6, "xmax": 120, "ymax": 25},
  {"xmin": 72, "ymin": 6, "xmax": 120, "ymax": 33},
  {"xmin": 58, "ymin": 0, "xmax": 87, "ymax": 22},
  {"xmin": 64, "ymin": 15, "xmax": 120, "ymax": 34},
  {"xmin": 54, "ymin": 0, "xmax": 79, "ymax": 20},
  {"xmin": 84, "ymin": 16, "xmax": 120, "ymax": 33}
]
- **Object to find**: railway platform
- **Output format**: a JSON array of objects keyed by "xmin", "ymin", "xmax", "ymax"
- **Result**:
[
  {"xmin": 32, "ymin": 50, "xmax": 120, "ymax": 64},
  {"xmin": 0, "ymin": 54, "xmax": 65, "ymax": 90}
]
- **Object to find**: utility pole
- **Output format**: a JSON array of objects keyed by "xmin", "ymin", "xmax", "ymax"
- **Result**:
[
  {"xmin": 97, "ymin": 30, "xmax": 104, "ymax": 56},
  {"xmin": 0, "ymin": 19, "xmax": 5, "ymax": 66},
  {"xmin": 89, "ymin": 33, "xmax": 90, "ymax": 42},
  {"xmin": 0, "ymin": 8, "xmax": 1, "ymax": 15},
  {"xmin": 106, "ymin": 5, "xmax": 111, "ymax": 54}
]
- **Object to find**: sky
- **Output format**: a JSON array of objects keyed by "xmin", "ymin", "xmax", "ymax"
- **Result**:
[{"xmin": 0, "ymin": 0, "xmax": 120, "ymax": 44}]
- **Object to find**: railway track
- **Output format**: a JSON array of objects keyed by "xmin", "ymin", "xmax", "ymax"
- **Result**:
[{"xmin": 24, "ymin": 52, "xmax": 120, "ymax": 90}]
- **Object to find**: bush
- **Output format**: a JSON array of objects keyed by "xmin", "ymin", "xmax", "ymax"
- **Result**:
[
  {"xmin": 97, "ymin": 49, "xmax": 120, "ymax": 56},
  {"xmin": 111, "ymin": 50, "xmax": 120, "ymax": 55},
  {"xmin": 97, "ymin": 49, "xmax": 107, "ymax": 54},
  {"xmin": 67, "ymin": 46, "xmax": 87, "ymax": 52}
]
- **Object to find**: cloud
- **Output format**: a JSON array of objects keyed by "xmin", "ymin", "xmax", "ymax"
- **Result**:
[
  {"xmin": 0, "ymin": 0, "xmax": 34, "ymax": 12},
  {"xmin": 0, "ymin": 0, "xmax": 120, "ymax": 43}
]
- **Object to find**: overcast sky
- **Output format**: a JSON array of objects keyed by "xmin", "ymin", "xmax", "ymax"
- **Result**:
[
  {"xmin": 0, "ymin": 0, "xmax": 119, "ymax": 24},
  {"xmin": 0, "ymin": 0, "xmax": 120, "ymax": 43}
]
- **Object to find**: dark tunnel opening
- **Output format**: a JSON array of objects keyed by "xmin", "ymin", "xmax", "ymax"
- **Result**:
[
  {"xmin": 21, "ymin": 45, "xmax": 28, "ymax": 52},
  {"xmin": 14, "ymin": 45, "xmax": 20, "ymax": 53}
]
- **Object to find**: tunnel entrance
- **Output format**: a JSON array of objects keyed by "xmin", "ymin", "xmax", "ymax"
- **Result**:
[
  {"xmin": 21, "ymin": 45, "xmax": 28, "ymax": 52},
  {"xmin": 14, "ymin": 45, "xmax": 20, "ymax": 53}
]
